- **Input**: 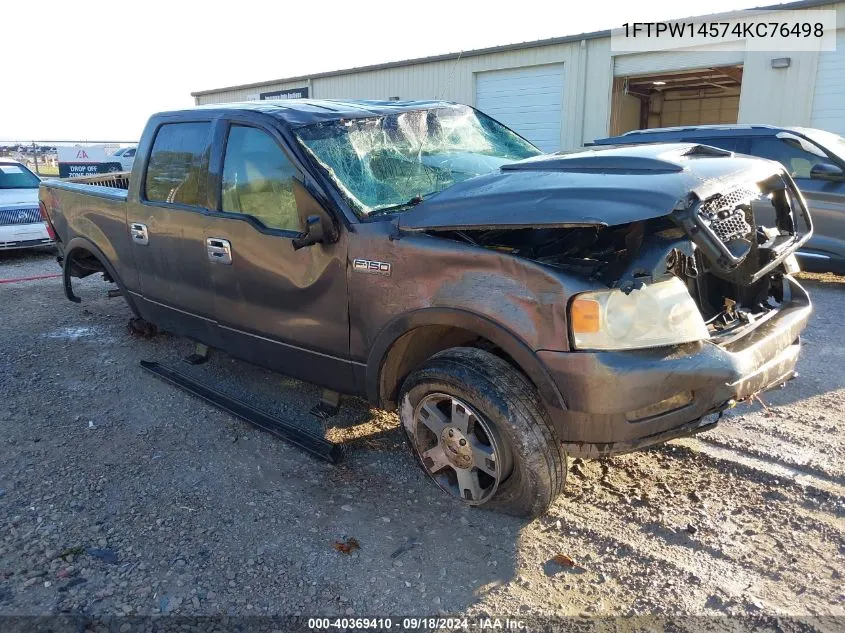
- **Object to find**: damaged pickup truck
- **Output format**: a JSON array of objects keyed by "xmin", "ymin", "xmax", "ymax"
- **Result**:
[{"xmin": 39, "ymin": 100, "xmax": 813, "ymax": 516}]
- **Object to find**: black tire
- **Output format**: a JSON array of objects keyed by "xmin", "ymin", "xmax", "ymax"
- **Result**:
[{"xmin": 398, "ymin": 347, "xmax": 568, "ymax": 517}]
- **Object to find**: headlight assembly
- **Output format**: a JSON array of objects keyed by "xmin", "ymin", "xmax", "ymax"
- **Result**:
[{"xmin": 569, "ymin": 277, "xmax": 709, "ymax": 351}]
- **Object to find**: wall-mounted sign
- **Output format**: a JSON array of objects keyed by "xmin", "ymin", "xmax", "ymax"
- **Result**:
[
  {"xmin": 57, "ymin": 146, "xmax": 121, "ymax": 179},
  {"xmin": 259, "ymin": 87, "xmax": 309, "ymax": 100}
]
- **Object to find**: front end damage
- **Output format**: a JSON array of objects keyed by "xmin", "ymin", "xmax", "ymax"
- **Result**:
[{"xmin": 399, "ymin": 145, "xmax": 813, "ymax": 457}]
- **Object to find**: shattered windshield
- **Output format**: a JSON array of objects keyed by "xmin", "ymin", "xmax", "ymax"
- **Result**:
[{"xmin": 294, "ymin": 105, "xmax": 541, "ymax": 216}]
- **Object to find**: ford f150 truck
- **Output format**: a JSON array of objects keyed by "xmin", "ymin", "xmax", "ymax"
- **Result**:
[{"xmin": 40, "ymin": 100, "xmax": 813, "ymax": 516}]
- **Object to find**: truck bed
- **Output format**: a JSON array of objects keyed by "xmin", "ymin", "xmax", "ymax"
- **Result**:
[
  {"xmin": 44, "ymin": 171, "xmax": 131, "ymax": 202},
  {"xmin": 39, "ymin": 171, "xmax": 138, "ymax": 297},
  {"xmin": 63, "ymin": 171, "xmax": 131, "ymax": 189}
]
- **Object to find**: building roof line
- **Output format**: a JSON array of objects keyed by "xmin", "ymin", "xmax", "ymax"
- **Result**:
[
  {"xmin": 190, "ymin": 0, "xmax": 839, "ymax": 97},
  {"xmin": 191, "ymin": 29, "xmax": 609, "ymax": 97}
]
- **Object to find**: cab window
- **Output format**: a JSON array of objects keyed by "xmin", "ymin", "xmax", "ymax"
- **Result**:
[
  {"xmin": 145, "ymin": 122, "xmax": 211, "ymax": 206},
  {"xmin": 221, "ymin": 125, "xmax": 301, "ymax": 232},
  {"xmin": 748, "ymin": 136, "xmax": 828, "ymax": 179}
]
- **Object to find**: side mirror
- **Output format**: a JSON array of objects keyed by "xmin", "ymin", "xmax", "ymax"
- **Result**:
[
  {"xmin": 810, "ymin": 162, "xmax": 845, "ymax": 182},
  {"xmin": 291, "ymin": 179, "xmax": 339, "ymax": 251},
  {"xmin": 292, "ymin": 215, "xmax": 325, "ymax": 250}
]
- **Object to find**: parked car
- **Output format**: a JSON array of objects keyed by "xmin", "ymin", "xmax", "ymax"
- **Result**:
[
  {"xmin": 592, "ymin": 125, "xmax": 845, "ymax": 273},
  {"xmin": 0, "ymin": 159, "xmax": 54, "ymax": 250},
  {"xmin": 108, "ymin": 146, "xmax": 137, "ymax": 171},
  {"xmin": 40, "ymin": 100, "xmax": 812, "ymax": 516}
]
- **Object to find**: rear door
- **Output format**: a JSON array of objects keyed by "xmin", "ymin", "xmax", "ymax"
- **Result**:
[
  {"xmin": 128, "ymin": 119, "xmax": 220, "ymax": 344},
  {"xmin": 203, "ymin": 116, "xmax": 354, "ymax": 392}
]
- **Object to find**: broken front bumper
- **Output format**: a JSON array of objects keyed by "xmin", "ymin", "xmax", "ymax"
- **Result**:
[{"xmin": 539, "ymin": 276, "xmax": 811, "ymax": 458}]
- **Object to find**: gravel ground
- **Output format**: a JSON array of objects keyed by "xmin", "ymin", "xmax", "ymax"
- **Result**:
[{"xmin": 0, "ymin": 249, "xmax": 843, "ymax": 626}]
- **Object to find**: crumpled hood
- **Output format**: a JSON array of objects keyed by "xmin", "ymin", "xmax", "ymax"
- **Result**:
[
  {"xmin": 398, "ymin": 143, "xmax": 783, "ymax": 231},
  {"xmin": 0, "ymin": 188, "xmax": 39, "ymax": 209}
]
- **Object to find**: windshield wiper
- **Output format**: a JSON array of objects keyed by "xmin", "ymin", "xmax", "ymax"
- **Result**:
[{"xmin": 367, "ymin": 191, "xmax": 437, "ymax": 217}]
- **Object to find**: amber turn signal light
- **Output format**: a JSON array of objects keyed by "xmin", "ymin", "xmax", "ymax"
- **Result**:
[{"xmin": 570, "ymin": 298, "xmax": 600, "ymax": 333}]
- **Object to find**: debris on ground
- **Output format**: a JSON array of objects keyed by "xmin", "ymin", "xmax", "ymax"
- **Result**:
[
  {"xmin": 86, "ymin": 548, "xmax": 119, "ymax": 565},
  {"xmin": 332, "ymin": 538, "xmax": 360, "ymax": 555},
  {"xmin": 551, "ymin": 554, "xmax": 579, "ymax": 569}
]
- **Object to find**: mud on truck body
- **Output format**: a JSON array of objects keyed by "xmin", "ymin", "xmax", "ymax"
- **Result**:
[{"xmin": 40, "ymin": 100, "xmax": 812, "ymax": 516}]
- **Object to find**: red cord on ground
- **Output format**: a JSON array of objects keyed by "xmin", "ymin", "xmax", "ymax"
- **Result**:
[{"xmin": 0, "ymin": 273, "xmax": 62, "ymax": 284}]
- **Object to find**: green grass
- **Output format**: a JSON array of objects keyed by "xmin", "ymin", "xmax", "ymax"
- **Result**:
[{"xmin": 35, "ymin": 164, "xmax": 59, "ymax": 176}]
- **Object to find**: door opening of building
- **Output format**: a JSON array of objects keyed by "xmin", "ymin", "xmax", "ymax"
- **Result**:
[{"xmin": 610, "ymin": 65, "xmax": 743, "ymax": 136}]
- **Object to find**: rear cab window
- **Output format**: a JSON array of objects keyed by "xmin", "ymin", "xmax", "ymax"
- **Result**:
[{"xmin": 145, "ymin": 122, "xmax": 211, "ymax": 207}]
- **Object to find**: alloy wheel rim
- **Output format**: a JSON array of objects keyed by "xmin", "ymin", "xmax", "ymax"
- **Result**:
[{"xmin": 411, "ymin": 393, "xmax": 509, "ymax": 505}]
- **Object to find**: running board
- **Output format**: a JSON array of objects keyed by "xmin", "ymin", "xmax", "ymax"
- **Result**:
[{"xmin": 140, "ymin": 361, "xmax": 343, "ymax": 463}]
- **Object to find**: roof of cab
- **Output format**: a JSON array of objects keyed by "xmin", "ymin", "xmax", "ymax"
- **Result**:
[{"xmin": 181, "ymin": 99, "xmax": 460, "ymax": 128}]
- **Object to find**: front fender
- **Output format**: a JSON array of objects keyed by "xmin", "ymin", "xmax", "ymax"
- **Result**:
[{"xmin": 366, "ymin": 306, "xmax": 568, "ymax": 414}]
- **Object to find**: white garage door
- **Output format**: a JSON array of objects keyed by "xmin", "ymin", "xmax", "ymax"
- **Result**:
[
  {"xmin": 613, "ymin": 48, "xmax": 744, "ymax": 76},
  {"xmin": 810, "ymin": 30, "xmax": 845, "ymax": 135},
  {"xmin": 476, "ymin": 64, "xmax": 564, "ymax": 153}
]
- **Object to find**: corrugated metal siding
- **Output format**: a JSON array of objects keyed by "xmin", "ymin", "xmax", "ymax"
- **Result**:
[
  {"xmin": 810, "ymin": 29, "xmax": 845, "ymax": 133},
  {"xmin": 581, "ymin": 38, "xmax": 613, "ymax": 146},
  {"xmin": 737, "ymin": 3, "xmax": 845, "ymax": 127},
  {"xmin": 738, "ymin": 50, "xmax": 819, "ymax": 126},
  {"xmin": 195, "ymin": 79, "xmax": 311, "ymax": 105}
]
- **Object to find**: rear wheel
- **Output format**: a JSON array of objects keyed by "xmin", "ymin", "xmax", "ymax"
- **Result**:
[{"xmin": 398, "ymin": 347, "xmax": 567, "ymax": 517}]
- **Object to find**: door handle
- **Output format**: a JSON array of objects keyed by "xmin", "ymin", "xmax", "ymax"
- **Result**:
[
  {"xmin": 206, "ymin": 237, "xmax": 232, "ymax": 265},
  {"xmin": 130, "ymin": 222, "xmax": 149, "ymax": 245}
]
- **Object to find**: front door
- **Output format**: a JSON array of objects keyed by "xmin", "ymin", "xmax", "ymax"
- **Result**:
[
  {"xmin": 205, "ymin": 121, "xmax": 354, "ymax": 393},
  {"xmin": 789, "ymin": 177, "xmax": 845, "ymax": 264}
]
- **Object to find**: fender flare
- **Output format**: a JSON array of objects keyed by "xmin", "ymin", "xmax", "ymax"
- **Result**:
[
  {"xmin": 366, "ymin": 307, "xmax": 568, "ymax": 414},
  {"xmin": 63, "ymin": 236, "xmax": 141, "ymax": 317}
]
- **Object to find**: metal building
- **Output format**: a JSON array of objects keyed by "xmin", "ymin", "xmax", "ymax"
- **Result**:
[{"xmin": 192, "ymin": 0, "xmax": 845, "ymax": 152}]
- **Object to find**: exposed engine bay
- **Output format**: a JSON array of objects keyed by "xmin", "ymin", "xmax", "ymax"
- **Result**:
[{"xmin": 434, "ymin": 171, "xmax": 812, "ymax": 343}]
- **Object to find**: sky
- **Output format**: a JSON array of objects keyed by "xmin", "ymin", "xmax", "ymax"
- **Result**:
[{"xmin": 2, "ymin": 0, "xmax": 790, "ymax": 142}]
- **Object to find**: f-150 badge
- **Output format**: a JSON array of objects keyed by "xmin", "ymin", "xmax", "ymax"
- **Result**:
[{"xmin": 353, "ymin": 258, "xmax": 391, "ymax": 276}]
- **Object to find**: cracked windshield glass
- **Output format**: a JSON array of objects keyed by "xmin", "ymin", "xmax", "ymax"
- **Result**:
[{"xmin": 294, "ymin": 105, "xmax": 540, "ymax": 215}]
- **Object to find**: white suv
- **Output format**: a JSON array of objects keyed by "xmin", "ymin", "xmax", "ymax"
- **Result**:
[
  {"xmin": 0, "ymin": 160, "xmax": 53, "ymax": 250},
  {"xmin": 109, "ymin": 146, "xmax": 137, "ymax": 171}
]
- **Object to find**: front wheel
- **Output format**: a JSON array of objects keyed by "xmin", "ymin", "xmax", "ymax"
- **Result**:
[{"xmin": 398, "ymin": 347, "xmax": 568, "ymax": 517}]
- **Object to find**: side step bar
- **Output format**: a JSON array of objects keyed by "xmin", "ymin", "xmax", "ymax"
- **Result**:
[{"xmin": 140, "ymin": 361, "xmax": 343, "ymax": 463}]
